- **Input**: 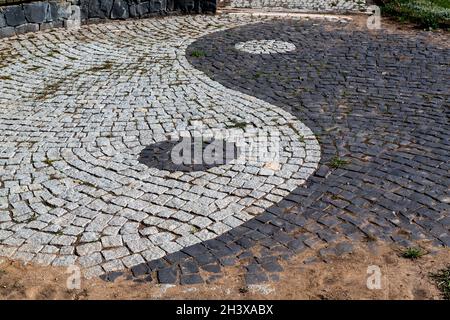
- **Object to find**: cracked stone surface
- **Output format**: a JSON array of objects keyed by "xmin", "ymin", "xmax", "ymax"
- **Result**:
[{"xmin": 0, "ymin": 15, "xmax": 320, "ymax": 274}]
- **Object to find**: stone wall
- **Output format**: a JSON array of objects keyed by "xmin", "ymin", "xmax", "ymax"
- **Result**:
[{"xmin": 0, "ymin": 0, "xmax": 216, "ymax": 38}]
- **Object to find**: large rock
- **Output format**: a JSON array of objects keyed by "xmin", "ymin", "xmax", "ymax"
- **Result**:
[
  {"xmin": 151, "ymin": 0, "xmax": 165, "ymax": 12},
  {"xmin": 100, "ymin": 0, "xmax": 114, "ymax": 17},
  {"xmin": 129, "ymin": 1, "xmax": 150, "ymax": 17},
  {"xmin": 24, "ymin": 2, "xmax": 49, "ymax": 24},
  {"xmin": 47, "ymin": 2, "xmax": 72, "ymax": 22},
  {"xmin": 3, "ymin": 5, "xmax": 27, "ymax": 27},
  {"xmin": 0, "ymin": 26, "xmax": 15, "ymax": 38},
  {"xmin": 47, "ymin": 2, "xmax": 59, "ymax": 21},
  {"xmin": 166, "ymin": 0, "xmax": 175, "ymax": 11},
  {"xmin": 89, "ymin": 0, "xmax": 104, "ymax": 18},
  {"xmin": 202, "ymin": 0, "xmax": 216, "ymax": 12},
  {"xmin": 79, "ymin": 0, "xmax": 90, "ymax": 20},
  {"xmin": 111, "ymin": 0, "xmax": 129, "ymax": 19},
  {"xmin": 129, "ymin": 3, "xmax": 138, "ymax": 17},
  {"xmin": 0, "ymin": 10, "xmax": 6, "ymax": 28},
  {"xmin": 175, "ymin": 0, "xmax": 195, "ymax": 12},
  {"xmin": 89, "ymin": 0, "xmax": 114, "ymax": 18},
  {"xmin": 15, "ymin": 23, "xmax": 39, "ymax": 35},
  {"xmin": 137, "ymin": 2, "xmax": 151, "ymax": 16}
]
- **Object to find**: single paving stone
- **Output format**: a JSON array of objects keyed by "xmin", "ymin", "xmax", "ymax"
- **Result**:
[
  {"xmin": 141, "ymin": 246, "xmax": 165, "ymax": 261},
  {"xmin": 76, "ymin": 242, "xmax": 102, "ymax": 256},
  {"xmin": 245, "ymin": 272, "xmax": 269, "ymax": 285},
  {"xmin": 100, "ymin": 271, "xmax": 123, "ymax": 282},
  {"xmin": 102, "ymin": 259, "xmax": 125, "ymax": 272},
  {"xmin": 195, "ymin": 253, "xmax": 217, "ymax": 266},
  {"xmin": 201, "ymin": 263, "xmax": 221, "ymax": 273},
  {"xmin": 287, "ymin": 238, "xmax": 306, "ymax": 252},
  {"xmin": 180, "ymin": 260, "xmax": 199, "ymax": 274},
  {"xmin": 50, "ymin": 235, "xmax": 77, "ymax": 246},
  {"xmin": 131, "ymin": 263, "xmax": 150, "ymax": 277},
  {"xmin": 219, "ymin": 257, "xmax": 237, "ymax": 267},
  {"xmin": 335, "ymin": 242, "xmax": 354, "ymax": 256},
  {"xmin": 122, "ymin": 254, "xmax": 145, "ymax": 268},
  {"xmin": 110, "ymin": 0, "xmax": 129, "ymax": 19},
  {"xmin": 102, "ymin": 247, "xmax": 130, "ymax": 261},
  {"xmin": 319, "ymin": 247, "xmax": 337, "ymax": 258},
  {"xmin": 23, "ymin": 2, "xmax": 48, "ymax": 24},
  {"xmin": 269, "ymin": 274, "xmax": 280, "ymax": 281},
  {"xmin": 180, "ymin": 274, "xmax": 203, "ymax": 285},
  {"xmin": 133, "ymin": 274, "xmax": 153, "ymax": 283},
  {"xmin": 146, "ymin": 259, "xmax": 168, "ymax": 271},
  {"xmin": 164, "ymin": 251, "xmax": 190, "ymax": 264},
  {"xmin": 157, "ymin": 268, "xmax": 178, "ymax": 284},
  {"xmin": 182, "ymin": 244, "xmax": 208, "ymax": 257},
  {"xmin": 3, "ymin": 5, "xmax": 26, "ymax": 27},
  {"xmin": 32, "ymin": 253, "xmax": 56, "ymax": 266},
  {"xmin": 0, "ymin": 12, "xmax": 6, "ymax": 28},
  {"xmin": 261, "ymin": 261, "xmax": 284, "ymax": 273},
  {"xmin": 246, "ymin": 264, "xmax": 263, "ymax": 273},
  {"xmin": 52, "ymin": 255, "xmax": 77, "ymax": 267},
  {"xmin": 101, "ymin": 235, "xmax": 123, "ymax": 248},
  {"xmin": 78, "ymin": 252, "xmax": 103, "ymax": 268},
  {"xmin": 13, "ymin": 251, "xmax": 35, "ymax": 263},
  {"xmin": 84, "ymin": 265, "xmax": 105, "ymax": 279},
  {"xmin": 80, "ymin": 232, "xmax": 100, "ymax": 243}
]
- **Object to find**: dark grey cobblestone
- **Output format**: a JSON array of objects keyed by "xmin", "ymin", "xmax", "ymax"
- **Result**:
[
  {"xmin": 124, "ymin": 18, "xmax": 449, "ymax": 285},
  {"xmin": 187, "ymin": 20, "xmax": 450, "ymax": 251}
]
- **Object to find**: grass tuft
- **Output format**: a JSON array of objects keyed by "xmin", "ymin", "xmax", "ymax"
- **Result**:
[
  {"xmin": 328, "ymin": 156, "xmax": 350, "ymax": 169},
  {"xmin": 190, "ymin": 50, "xmax": 206, "ymax": 58},
  {"xmin": 401, "ymin": 247, "xmax": 425, "ymax": 259},
  {"xmin": 430, "ymin": 266, "xmax": 450, "ymax": 300}
]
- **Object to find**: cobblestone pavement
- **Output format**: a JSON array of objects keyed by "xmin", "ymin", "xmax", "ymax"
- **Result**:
[
  {"xmin": 0, "ymin": 15, "xmax": 321, "ymax": 278},
  {"xmin": 0, "ymin": 14, "xmax": 449, "ymax": 285}
]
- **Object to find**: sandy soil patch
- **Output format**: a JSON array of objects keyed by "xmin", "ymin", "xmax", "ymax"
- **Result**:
[{"xmin": 0, "ymin": 241, "xmax": 448, "ymax": 300}]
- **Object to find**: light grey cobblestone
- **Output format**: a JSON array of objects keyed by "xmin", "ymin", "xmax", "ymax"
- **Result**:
[{"xmin": 0, "ymin": 14, "xmax": 321, "ymax": 275}]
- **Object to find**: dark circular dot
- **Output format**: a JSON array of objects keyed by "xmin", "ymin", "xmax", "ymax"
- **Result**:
[{"xmin": 139, "ymin": 138, "xmax": 241, "ymax": 172}]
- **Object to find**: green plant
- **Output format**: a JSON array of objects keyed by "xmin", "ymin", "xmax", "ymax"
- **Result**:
[
  {"xmin": 190, "ymin": 50, "xmax": 206, "ymax": 58},
  {"xmin": 253, "ymin": 71, "xmax": 264, "ymax": 79},
  {"xmin": 43, "ymin": 159, "xmax": 56, "ymax": 166},
  {"xmin": 190, "ymin": 226, "xmax": 200, "ymax": 234},
  {"xmin": 328, "ymin": 156, "xmax": 350, "ymax": 169},
  {"xmin": 430, "ymin": 266, "xmax": 450, "ymax": 300},
  {"xmin": 380, "ymin": 0, "xmax": 450, "ymax": 29},
  {"xmin": 401, "ymin": 247, "xmax": 425, "ymax": 259}
]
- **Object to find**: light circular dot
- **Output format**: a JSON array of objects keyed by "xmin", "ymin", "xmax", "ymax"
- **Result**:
[{"xmin": 235, "ymin": 40, "xmax": 296, "ymax": 54}]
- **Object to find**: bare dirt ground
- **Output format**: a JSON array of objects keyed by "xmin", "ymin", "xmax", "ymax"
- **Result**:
[{"xmin": 0, "ymin": 240, "xmax": 448, "ymax": 300}]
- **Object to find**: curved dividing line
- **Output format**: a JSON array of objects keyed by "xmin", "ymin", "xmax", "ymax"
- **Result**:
[{"xmin": 0, "ymin": 16, "xmax": 321, "ymax": 276}]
